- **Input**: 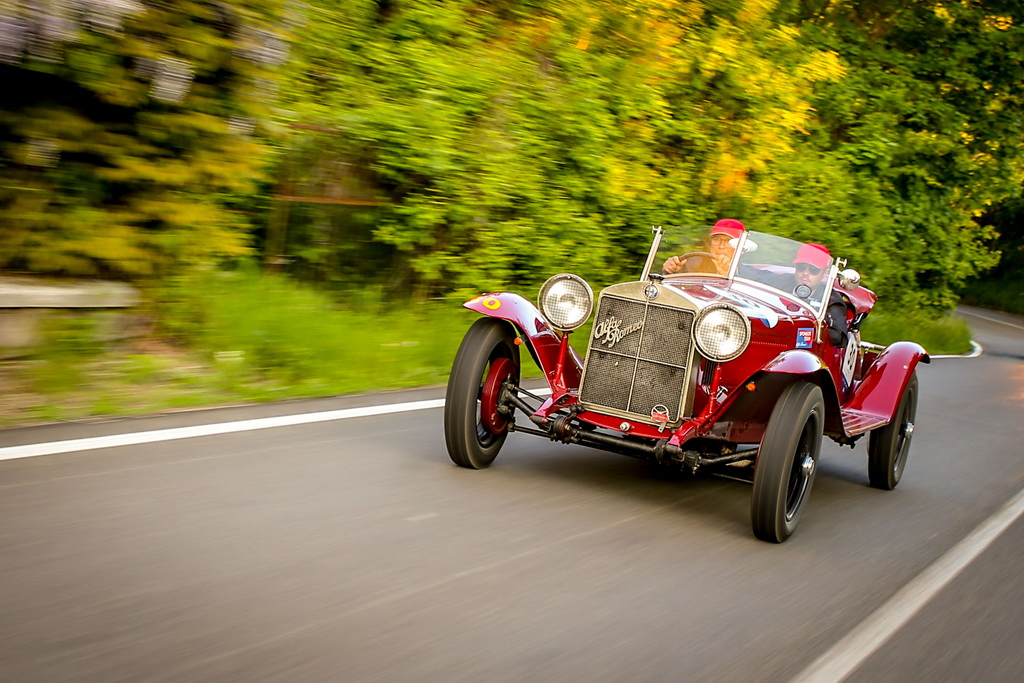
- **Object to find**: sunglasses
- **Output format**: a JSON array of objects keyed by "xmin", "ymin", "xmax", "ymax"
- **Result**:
[{"xmin": 795, "ymin": 263, "xmax": 823, "ymax": 275}]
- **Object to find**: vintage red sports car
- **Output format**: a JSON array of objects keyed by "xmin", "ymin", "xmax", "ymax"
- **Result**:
[{"xmin": 444, "ymin": 227, "xmax": 928, "ymax": 542}]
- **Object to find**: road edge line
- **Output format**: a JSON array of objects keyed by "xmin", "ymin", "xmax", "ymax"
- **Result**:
[
  {"xmin": 790, "ymin": 487, "xmax": 1024, "ymax": 683},
  {"xmin": 0, "ymin": 387, "xmax": 554, "ymax": 462},
  {"xmin": 957, "ymin": 307, "xmax": 1024, "ymax": 331},
  {"xmin": 930, "ymin": 339, "xmax": 983, "ymax": 360},
  {"xmin": 0, "ymin": 399, "xmax": 445, "ymax": 461}
]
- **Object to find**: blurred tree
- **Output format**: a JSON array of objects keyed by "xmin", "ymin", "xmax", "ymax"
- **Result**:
[
  {"xmin": 275, "ymin": 0, "xmax": 843, "ymax": 298},
  {"xmin": 776, "ymin": 0, "xmax": 1024, "ymax": 309},
  {"xmin": 0, "ymin": 0, "xmax": 289, "ymax": 278},
  {"xmin": 3, "ymin": 0, "xmax": 1019, "ymax": 316}
]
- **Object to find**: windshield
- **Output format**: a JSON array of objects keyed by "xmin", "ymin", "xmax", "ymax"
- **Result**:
[
  {"xmin": 735, "ymin": 231, "xmax": 836, "ymax": 314},
  {"xmin": 650, "ymin": 228, "xmax": 837, "ymax": 315},
  {"xmin": 651, "ymin": 226, "xmax": 740, "ymax": 279}
]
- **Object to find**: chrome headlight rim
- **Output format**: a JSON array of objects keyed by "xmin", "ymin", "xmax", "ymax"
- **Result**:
[
  {"xmin": 538, "ymin": 274, "xmax": 594, "ymax": 331},
  {"xmin": 694, "ymin": 303, "xmax": 751, "ymax": 362}
]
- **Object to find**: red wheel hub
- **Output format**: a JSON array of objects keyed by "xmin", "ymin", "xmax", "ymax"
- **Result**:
[{"xmin": 480, "ymin": 357, "xmax": 514, "ymax": 435}]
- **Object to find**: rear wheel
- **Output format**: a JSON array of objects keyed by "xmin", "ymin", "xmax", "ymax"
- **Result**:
[
  {"xmin": 751, "ymin": 382, "xmax": 824, "ymax": 543},
  {"xmin": 444, "ymin": 318, "xmax": 520, "ymax": 469},
  {"xmin": 868, "ymin": 373, "xmax": 919, "ymax": 490}
]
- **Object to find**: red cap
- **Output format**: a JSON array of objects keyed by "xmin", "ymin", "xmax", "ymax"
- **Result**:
[
  {"xmin": 710, "ymin": 219, "xmax": 745, "ymax": 239},
  {"xmin": 793, "ymin": 243, "xmax": 832, "ymax": 270}
]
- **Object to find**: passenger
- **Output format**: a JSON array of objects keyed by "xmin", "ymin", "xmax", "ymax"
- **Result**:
[
  {"xmin": 663, "ymin": 219, "xmax": 745, "ymax": 276},
  {"xmin": 790, "ymin": 243, "xmax": 849, "ymax": 347}
]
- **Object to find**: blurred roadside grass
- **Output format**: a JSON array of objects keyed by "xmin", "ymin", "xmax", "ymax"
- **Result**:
[
  {"xmin": 860, "ymin": 310, "xmax": 973, "ymax": 356},
  {"xmin": 0, "ymin": 269, "xmax": 973, "ymax": 429}
]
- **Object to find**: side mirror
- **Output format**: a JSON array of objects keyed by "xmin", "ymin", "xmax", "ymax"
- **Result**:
[{"xmin": 838, "ymin": 268, "xmax": 861, "ymax": 290}]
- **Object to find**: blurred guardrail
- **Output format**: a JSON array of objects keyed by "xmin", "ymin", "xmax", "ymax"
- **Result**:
[{"xmin": 0, "ymin": 277, "xmax": 143, "ymax": 357}]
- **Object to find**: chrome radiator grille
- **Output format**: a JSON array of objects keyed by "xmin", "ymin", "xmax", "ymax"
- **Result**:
[{"xmin": 579, "ymin": 294, "xmax": 695, "ymax": 423}]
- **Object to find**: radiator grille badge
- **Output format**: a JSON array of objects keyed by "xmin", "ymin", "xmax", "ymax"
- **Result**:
[{"xmin": 651, "ymin": 404, "xmax": 670, "ymax": 433}]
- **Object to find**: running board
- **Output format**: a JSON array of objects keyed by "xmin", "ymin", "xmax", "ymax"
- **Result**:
[{"xmin": 840, "ymin": 407, "xmax": 889, "ymax": 436}]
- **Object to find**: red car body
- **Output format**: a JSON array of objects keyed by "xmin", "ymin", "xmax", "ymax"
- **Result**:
[{"xmin": 446, "ymin": 228, "xmax": 928, "ymax": 542}]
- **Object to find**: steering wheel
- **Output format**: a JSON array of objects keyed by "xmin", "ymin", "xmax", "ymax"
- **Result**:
[{"xmin": 665, "ymin": 251, "xmax": 718, "ymax": 274}]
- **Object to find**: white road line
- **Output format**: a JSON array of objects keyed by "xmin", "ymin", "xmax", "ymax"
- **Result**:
[
  {"xmin": 958, "ymin": 308, "xmax": 1024, "ymax": 331},
  {"xmin": 0, "ymin": 387, "xmax": 553, "ymax": 462},
  {"xmin": 931, "ymin": 340, "xmax": 983, "ymax": 359},
  {"xmin": 0, "ymin": 399, "xmax": 445, "ymax": 461},
  {"xmin": 791, "ymin": 487, "xmax": 1024, "ymax": 683}
]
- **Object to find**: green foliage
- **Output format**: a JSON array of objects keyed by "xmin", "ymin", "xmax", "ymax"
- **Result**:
[
  {"xmin": 270, "ymin": 0, "xmax": 1022, "ymax": 313},
  {"xmin": 959, "ymin": 274, "xmax": 1024, "ymax": 316},
  {"xmin": 34, "ymin": 313, "xmax": 105, "ymax": 359},
  {"xmin": 24, "ymin": 312, "xmax": 105, "ymax": 393},
  {"xmin": 959, "ymin": 195, "xmax": 1024, "ymax": 315},
  {"xmin": 276, "ymin": 0, "xmax": 845, "ymax": 297},
  {"xmin": 0, "ymin": 272, "xmax": 969, "ymax": 428},
  {"xmin": 0, "ymin": 0, "xmax": 288, "ymax": 279},
  {"xmin": 155, "ymin": 264, "xmax": 488, "ymax": 396},
  {"xmin": 2, "ymin": 0, "xmax": 1022, "ymax": 320},
  {"xmin": 784, "ymin": 1, "xmax": 1024, "ymax": 310},
  {"xmin": 123, "ymin": 353, "xmax": 167, "ymax": 384}
]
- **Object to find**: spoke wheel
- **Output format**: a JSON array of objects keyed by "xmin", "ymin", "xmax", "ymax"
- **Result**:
[
  {"xmin": 751, "ymin": 382, "xmax": 824, "ymax": 543},
  {"xmin": 444, "ymin": 318, "xmax": 520, "ymax": 469},
  {"xmin": 868, "ymin": 373, "xmax": 919, "ymax": 490}
]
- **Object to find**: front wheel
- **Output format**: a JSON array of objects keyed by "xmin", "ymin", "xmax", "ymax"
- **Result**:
[
  {"xmin": 867, "ymin": 373, "xmax": 919, "ymax": 490},
  {"xmin": 444, "ymin": 318, "xmax": 521, "ymax": 469},
  {"xmin": 751, "ymin": 382, "xmax": 825, "ymax": 543}
]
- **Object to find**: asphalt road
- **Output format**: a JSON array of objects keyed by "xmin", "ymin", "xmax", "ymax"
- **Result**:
[{"xmin": 1, "ymin": 306, "xmax": 1022, "ymax": 682}]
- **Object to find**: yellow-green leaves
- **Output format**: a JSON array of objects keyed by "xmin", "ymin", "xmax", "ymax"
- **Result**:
[{"xmin": 0, "ymin": 0, "xmax": 286, "ymax": 279}]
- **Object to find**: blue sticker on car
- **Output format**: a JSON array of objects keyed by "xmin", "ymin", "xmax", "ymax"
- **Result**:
[{"xmin": 796, "ymin": 328, "xmax": 814, "ymax": 348}]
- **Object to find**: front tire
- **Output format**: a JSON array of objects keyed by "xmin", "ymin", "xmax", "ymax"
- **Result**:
[
  {"xmin": 444, "ymin": 318, "xmax": 520, "ymax": 469},
  {"xmin": 751, "ymin": 382, "xmax": 824, "ymax": 543},
  {"xmin": 867, "ymin": 373, "xmax": 918, "ymax": 490}
]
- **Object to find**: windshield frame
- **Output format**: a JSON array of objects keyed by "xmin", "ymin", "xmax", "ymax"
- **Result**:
[{"xmin": 640, "ymin": 225, "xmax": 665, "ymax": 281}]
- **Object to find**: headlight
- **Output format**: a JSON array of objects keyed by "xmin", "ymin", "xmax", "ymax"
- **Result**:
[
  {"xmin": 694, "ymin": 304, "xmax": 750, "ymax": 361},
  {"xmin": 538, "ymin": 274, "xmax": 593, "ymax": 331}
]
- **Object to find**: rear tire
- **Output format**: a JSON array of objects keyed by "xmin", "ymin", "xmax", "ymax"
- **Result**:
[
  {"xmin": 751, "ymin": 382, "xmax": 824, "ymax": 543},
  {"xmin": 868, "ymin": 373, "xmax": 919, "ymax": 490},
  {"xmin": 444, "ymin": 318, "xmax": 520, "ymax": 469}
]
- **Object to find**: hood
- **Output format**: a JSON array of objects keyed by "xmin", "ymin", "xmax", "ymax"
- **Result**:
[{"xmin": 662, "ymin": 277, "xmax": 818, "ymax": 330}]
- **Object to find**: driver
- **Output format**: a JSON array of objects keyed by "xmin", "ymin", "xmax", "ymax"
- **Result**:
[
  {"xmin": 790, "ymin": 243, "xmax": 849, "ymax": 347},
  {"xmin": 663, "ymin": 219, "xmax": 745, "ymax": 276}
]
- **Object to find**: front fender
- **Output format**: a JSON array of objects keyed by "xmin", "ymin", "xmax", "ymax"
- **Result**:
[
  {"xmin": 845, "ymin": 341, "xmax": 930, "ymax": 424},
  {"xmin": 463, "ymin": 293, "xmax": 583, "ymax": 388},
  {"xmin": 721, "ymin": 349, "xmax": 841, "ymax": 434},
  {"xmin": 761, "ymin": 349, "xmax": 829, "ymax": 375}
]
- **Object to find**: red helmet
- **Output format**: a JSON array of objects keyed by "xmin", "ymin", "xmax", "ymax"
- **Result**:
[
  {"xmin": 710, "ymin": 219, "xmax": 745, "ymax": 240},
  {"xmin": 793, "ymin": 243, "xmax": 832, "ymax": 270}
]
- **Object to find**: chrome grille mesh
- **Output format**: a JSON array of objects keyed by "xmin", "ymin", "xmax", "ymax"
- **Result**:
[
  {"xmin": 629, "ymin": 361, "xmax": 688, "ymax": 419},
  {"xmin": 579, "ymin": 294, "xmax": 695, "ymax": 423},
  {"xmin": 639, "ymin": 304, "xmax": 693, "ymax": 366},
  {"xmin": 580, "ymin": 351, "xmax": 636, "ymax": 413}
]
